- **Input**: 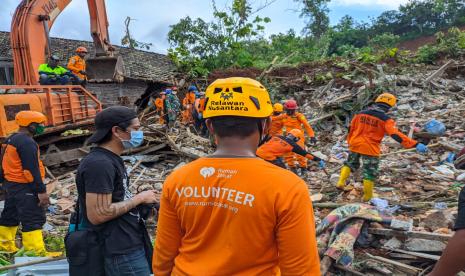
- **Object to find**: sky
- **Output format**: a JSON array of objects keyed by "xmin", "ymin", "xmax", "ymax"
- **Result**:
[{"xmin": 0, "ymin": 0, "xmax": 409, "ymax": 54}]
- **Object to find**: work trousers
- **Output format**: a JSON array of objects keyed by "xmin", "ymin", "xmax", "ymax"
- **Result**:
[
  {"xmin": 344, "ymin": 152, "xmax": 380, "ymax": 181},
  {"xmin": 39, "ymin": 74, "xmax": 71, "ymax": 85},
  {"xmin": 0, "ymin": 182, "xmax": 46, "ymax": 232}
]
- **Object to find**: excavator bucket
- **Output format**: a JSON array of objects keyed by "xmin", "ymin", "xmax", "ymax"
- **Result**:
[{"xmin": 86, "ymin": 56, "xmax": 125, "ymax": 81}]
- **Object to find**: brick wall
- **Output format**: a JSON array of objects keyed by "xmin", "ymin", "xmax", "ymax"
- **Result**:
[{"xmin": 87, "ymin": 81, "xmax": 148, "ymax": 107}]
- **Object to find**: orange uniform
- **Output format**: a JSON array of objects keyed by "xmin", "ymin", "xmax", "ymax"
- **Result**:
[
  {"xmin": 1, "ymin": 133, "xmax": 45, "ymax": 192},
  {"xmin": 153, "ymin": 157, "xmax": 320, "ymax": 275},
  {"xmin": 257, "ymin": 135, "xmax": 319, "ymax": 162},
  {"xmin": 282, "ymin": 112, "xmax": 315, "ymax": 137},
  {"xmin": 282, "ymin": 112, "xmax": 315, "ymax": 168},
  {"xmin": 348, "ymin": 108, "xmax": 417, "ymax": 156},
  {"xmin": 154, "ymin": 97, "xmax": 165, "ymax": 124},
  {"xmin": 269, "ymin": 114, "xmax": 285, "ymax": 136},
  {"xmin": 67, "ymin": 55, "xmax": 86, "ymax": 80},
  {"xmin": 181, "ymin": 92, "xmax": 196, "ymax": 124}
]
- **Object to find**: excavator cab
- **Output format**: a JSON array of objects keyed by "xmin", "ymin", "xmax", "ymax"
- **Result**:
[{"xmin": 86, "ymin": 55, "xmax": 125, "ymax": 81}]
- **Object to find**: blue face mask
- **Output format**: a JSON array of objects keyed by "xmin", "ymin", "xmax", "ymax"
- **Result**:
[{"xmin": 121, "ymin": 130, "xmax": 144, "ymax": 149}]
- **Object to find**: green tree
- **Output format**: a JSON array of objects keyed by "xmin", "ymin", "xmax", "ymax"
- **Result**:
[{"xmin": 295, "ymin": 0, "xmax": 330, "ymax": 38}]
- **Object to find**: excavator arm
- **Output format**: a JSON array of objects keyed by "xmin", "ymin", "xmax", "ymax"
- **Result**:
[{"xmin": 11, "ymin": 0, "xmax": 120, "ymax": 85}]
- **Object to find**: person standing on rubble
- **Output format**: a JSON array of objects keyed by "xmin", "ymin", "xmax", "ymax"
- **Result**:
[
  {"xmin": 192, "ymin": 91, "xmax": 208, "ymax": 137},
  {"xmin": 153, "ymin": 77, "xmax": 320, "ymax": 275},
  {"xmin": 282, "ymin": 99, "xmax": 317, "ymax": 175},
  {"xmin": 269, "ymin": 103, "xmax": 285, "ymax": 137},
  {"xmin": 0, "ymin": 111, "xmax": 60, "ymax": 256},
  {"xmin": 66, "ymin": 106, "xmax": 159, "ymax": 275},
  {"xmin": 257, "ymin": 128, "xmax": 325, "ymax": 169},
  {"xmin": 164, "ymin": 89, "xmax": 181, "ymax": 130},
  {"xmin": 429, "ymin": 148, "xmax": 465, "ymax": 276},
  {"xmin": 336, "ymin": 93, "xmax": 428, "ymax": 201},
  {"xmin": 181, "ymin": 85, "xmax": 197, "ymax": 125}
]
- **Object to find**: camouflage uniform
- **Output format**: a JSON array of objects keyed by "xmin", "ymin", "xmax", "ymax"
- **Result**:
[{"xmin": 344, "ymin": 152, "xmax": 380, "ymax": 181}]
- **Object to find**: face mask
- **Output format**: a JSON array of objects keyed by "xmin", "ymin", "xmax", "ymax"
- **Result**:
[
  {"xmin": 35, "ymin": 125, "xmax": 46, "ymax": 135},
  {"xmin": 28, "ymin": 124, "xmax": 45, "ymax": 135},
  {"xmin": 121, "ymin": 130, "xmax": 144, "ymax": 149}
]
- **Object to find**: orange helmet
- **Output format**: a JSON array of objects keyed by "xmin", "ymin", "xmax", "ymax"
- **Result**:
[
  {"xmin": 76, "ymin": 47, "xmax": 88, "ymax": 53},
  {"xmin": 288, "ymin": 129, "xmax": 303, "ymax": 140},
  {"xmin": 375, "ymin": 93, "xmax": 396, "ymax": 107},
  {"xmin": 15, "ymin": 111, "xmax": 47, "ymax": 127}
]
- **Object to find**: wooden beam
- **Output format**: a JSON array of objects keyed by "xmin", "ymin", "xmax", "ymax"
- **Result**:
[
  {"xmin": 366, "ymin": 253, "xmax": 422, "ymax": 275},
  {"xmin": 369, "ymin": 228, "xmax": 452, "ymax": 242},
  {"xmin": 385, "ymin": 247, "xmax": 440, "ymax": 261}
]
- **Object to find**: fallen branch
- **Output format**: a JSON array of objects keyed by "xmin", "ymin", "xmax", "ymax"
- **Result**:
[{"xmin": 381, "ymin": 143, "xmax": 439, "ymax": 157}]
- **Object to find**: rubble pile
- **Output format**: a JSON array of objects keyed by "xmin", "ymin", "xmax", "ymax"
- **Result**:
[{"xmin": 22, "ymin": 58, "xmax": 465, "ymax": 274}]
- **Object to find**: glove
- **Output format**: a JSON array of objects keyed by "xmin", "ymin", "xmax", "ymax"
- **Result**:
[
  {"xmin": 416, "ymin": 143, "xmax": 428, "ymax": 154},
  {"xmin": 310, "ymin": 137, "xmax": 317, "ymax": 145},
  {"xmin": 318, "ymin": 160, "xmax": 326, "ymax": 169},
  {"xmin": 446, "ymin": 153, "xmax": 456, "ymax": 163}
]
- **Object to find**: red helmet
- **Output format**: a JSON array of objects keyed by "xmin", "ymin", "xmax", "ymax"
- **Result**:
[{"xmin": 284, "ymin": 100, "xmax": 298, "ymax": 110}]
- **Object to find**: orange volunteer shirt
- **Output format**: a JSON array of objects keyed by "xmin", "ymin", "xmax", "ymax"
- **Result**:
[{"xmin": 153, "ymin": 157, "xmax": 320, "ymax": 276}]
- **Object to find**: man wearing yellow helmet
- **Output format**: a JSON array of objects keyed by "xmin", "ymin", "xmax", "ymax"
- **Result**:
[
  {"xmin": 268, "ymin": 103, "xmax": 285, "ymax": 136},
  {"xmin": 153, "ymin": 77, "xmax": 320, "ymax": 275},
  {"xmin": 0, "ymin": 111, "xmax": 60, "ymax": 257},
  {"xmin": 336, "ymin": 92, "xmax": 428, "ymax": 201}
]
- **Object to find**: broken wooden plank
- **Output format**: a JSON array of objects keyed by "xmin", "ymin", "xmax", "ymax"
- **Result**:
[
  {"xmin": 424, "ymin": 60, "xmax": 455, "ymax": 84},
  {"xmin": 385, "ymin": 247, "xmax": 440, "ymax": 261},
  {"xmin": 366, "ymin": 253, "xmax": 422, "ymax": 275},
  {"xmin": 333, "ymin": 264, "xmax": 365, "ymax": 276},
  {"xmin": 368, "ymin": 228, "xmax": 452, "ymax": 242}
]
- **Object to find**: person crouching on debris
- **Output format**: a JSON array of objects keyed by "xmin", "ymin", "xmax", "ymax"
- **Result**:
[
  {"xmin": 0, "ymin": 111, "xmax": 61, "ymax": 257},
  {"xmin": 66, "ymin": 106, "xmax": 159, "ymax": 276},
  {"xmin": 428, "ymin": 148, "xmax": 465, "ymax": 276},
  {"xmin": 153, "ymin": 77, "xmax": 320, "ymax": 275},
  {"xmin": 181, "ymin": 85, "xmax": 197, "ymax": 125},
  {"xmin": 257, "ymin": 128, "xmax": 325, "ymax": 171},
  {"xmin": 336, "ymin": 92, "xmax": 428, "ymax": 201}
]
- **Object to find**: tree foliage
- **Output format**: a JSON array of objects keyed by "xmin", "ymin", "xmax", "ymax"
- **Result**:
[{"xmin": 167, "ymin": 0, "xmax": 465, "ymax": 77}]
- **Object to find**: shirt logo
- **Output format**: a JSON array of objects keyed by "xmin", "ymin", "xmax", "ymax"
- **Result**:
[{"xmin": 200, "ymin": 167, "xmax": 215, "ymax": 178}]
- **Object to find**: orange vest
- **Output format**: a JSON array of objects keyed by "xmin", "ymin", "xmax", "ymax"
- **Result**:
[
  {"xmin": 153, "ymin": 157, "xmax": 320, "ymax": 275},
  {"xmin": 67, "ymin": 55, "xmax": 86, "ymax": 79},
  {"xmin": 269, "ymin": 114, "xmax": 284, "ymax": 136},
  {"xmin": 348, "ymin": 108, "xmax": 417, "ymax": 156},
  {"xmin": 282, "ymin": 112, "xmax": 315, "ymax": 138}
]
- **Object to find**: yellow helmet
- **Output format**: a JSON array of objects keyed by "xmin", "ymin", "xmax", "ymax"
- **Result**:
[
  {"xmin": 203, "ymin": 77, "xmax": 273, "ymax": 118},
  {"xmin": 15, "ymin": 111, "xmax": 47, "ymax": 127},
  {"xmin": 375, "ymin": 93, "xmax": 397, "ymax": 107},
  {"xmin": 273, "ymin": 103, "xmax": 283, "ymax": 113}
]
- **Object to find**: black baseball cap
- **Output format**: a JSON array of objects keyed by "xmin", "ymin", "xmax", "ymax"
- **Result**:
[{"xmin": 87, "ymin": 106, "xmax": 137, "ymax": 144}]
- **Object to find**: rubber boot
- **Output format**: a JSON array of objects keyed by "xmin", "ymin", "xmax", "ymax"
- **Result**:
[
  {"xmin": 336, "ymin": 166, "xmax": 351, "ymax": 189},
  {"xmin": 0, "ymin": 225, "xmax": 19, "ymax": 253},
  {"xmin": 362, "ymin": 179, "xmax": 374, "ymax": 202},
  {"xmin": 22, "ymin": 230, "xmax": 62, "ymax": 257}
]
